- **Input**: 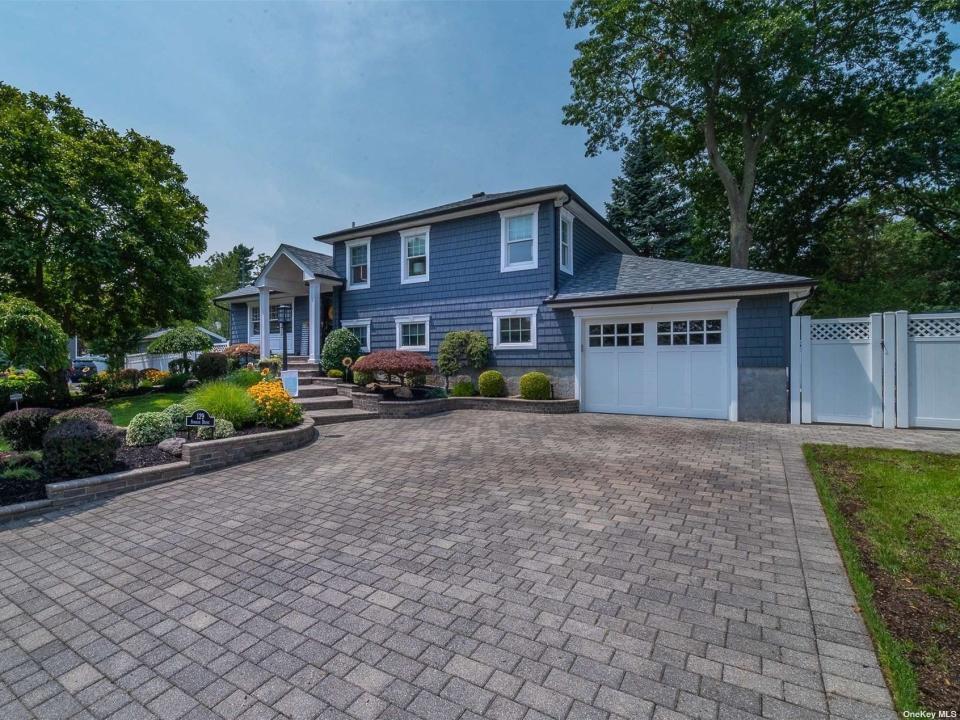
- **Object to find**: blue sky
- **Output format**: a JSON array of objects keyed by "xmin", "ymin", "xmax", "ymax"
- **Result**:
[
  {"xmin": 2, "ymin": 1, "xmax": 619, "ymax": 259},
  {"xmin": 2, "ymin": 4, "xmax": 957, "ymax": 261}
]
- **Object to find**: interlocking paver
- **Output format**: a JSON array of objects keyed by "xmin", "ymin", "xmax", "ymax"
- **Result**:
[{"xmin": 2, "ymin": 413, "xmax": 957, "ymax": 719}]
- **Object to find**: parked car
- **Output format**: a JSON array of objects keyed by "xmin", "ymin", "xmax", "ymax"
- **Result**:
[{"xmin": 70, "ymin": 356, "xmax": 108, "ymax": 382}]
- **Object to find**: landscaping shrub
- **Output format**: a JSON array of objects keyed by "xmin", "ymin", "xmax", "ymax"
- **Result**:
[
  {"xmin": 0, "ymin": 407, "xmax": 58, "ymax": 450},
  {"xmin": 437, "ymin": 331, "xmax": 490, "ymax": 386},
  {"xmin": 0, "ymin": 368, "xmax": 47, "ymax": 405},
  {"xmin": 0, "ymin": 455, "xmax": 44, "ymax": 505},
  {"xmin": 248, "ymin": 380, "xmax": 303, "ymax": 428},
  {"xmin": 351, "ymin": 356, "xmax": 372, "ymax": 386},
  {"xmin": 353, "ymin": 351, "xmax": 433, "ymax": 385},
  {"xmin": 224, "ymin": 343, "xmax": 259, "ymax": 366},
  {"xmin": 168, "ymin": 358, "xmax": 193, "ymax": 374},
  {"xmin": 478, "ymin": 370, "xmax": 506, "ymax": 398},
  {"xmin": 79, "ymin": 371, "xmax": 109, "ymax": 397},
  {"xmin": 321, "ymin": 329, "xmax": 361, "ymax": 374},
  {"xmin": 185, "ymin": 381, "xmax": 258, "ymax": 428},
  {"xmin": 194, "ymin": 352, "xmax": 229, "ymax": 382},
  {"xmin": 140, "ymin": 369, "xmax": 169, "ymax": 387},
  {"xmin": 196, "ymin": 418, "xmax": 235, "ymax": 440},
  {"xmin": 519, "ymin": 372, "xmax": 552, "ymax": 400},
  {"xmin": 404, "ymin": 372, "xmax": 427, "ymax": 387},
  {"xmin": 162, "ymin": 403, "xmax": 189, "ymax": 427},
  {"xmin": 42, "ymin": 420, "xmax": 122, "ymax": 479},
  {"xmin": 126, "ymin": 412, "xmax": 176, "ymax": 446},
  {"xmin": 162, "ymin": 372, "xmax": 192, "ymax": 391},
  {"xmin": 257, "ymin": 358, "xmax": 281, "ymax": 376},
  {"xmin": 225, "ymin": 369, "xmax": 261, "ymax": 388},
  {"xmin": 327, "ymin": 369, "xmax": 344, "ymax": 379},
  {"xmin": 50, "ymin": 407, "xmax": 114, "ymax": 428},
  {"xmin": 450, "ymin": 380, "xmax": 475, "ymax": 397}
]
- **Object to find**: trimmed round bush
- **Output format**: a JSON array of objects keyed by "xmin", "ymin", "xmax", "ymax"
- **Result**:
[
  {"xmin": 50, "ymin": 407, "xmax": 114, "ymax": 428},
  {"xmin": 162, "ymin": 403, "xmax": 189, "ymax": 427},
  {"xmin": 477, "ymin": 370, "xmax": 506, "ymax": 398},
  {"xmin": 126, "ymin": 412, "xmax": 175, "ymax": 446},
  {"xmin": 184, "ymin": 380, "xmax": 258, "ymax": 428},
  {"xmin": 519, "ymin": 372, "xmax": 552, "ymax": 400},
  {"xmin": 450, "ymin": 380, "xmax": 475, "ymax": 397},
  {"xmin": 321, "ymin": 328, "xmax": 362, "ymax": 374},
  {"xmin": 327, "ymin": 369, "xmax": 344, "ymax": 379},
  {"xmin": 194, "ymin": 352, "xmax": 229, "ymax": 382},
  {"xmin": 42, "ymin": 420, "xmax": 123, "ymax": 479},
  {"xmin": 0, "ymin": 407, "xmax": 58, "ymax": 450},
  {"xmin": 195, "ymin": 419, "xmax": 235, "ymax": 440}
]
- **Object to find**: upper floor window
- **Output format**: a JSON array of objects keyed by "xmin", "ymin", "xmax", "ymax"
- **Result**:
[
  {"xmin": 499, "ymin": 205, "xmax": 539, "ymax": 272},
  {"xmin": 400, "ymin": 227, "xmax": 430, "ymax": 284},
  {"xmin": 346, "ymin": 238, "xmax": 370, "ymax": 290},
  {"xmin": 559, "ymin": 208, "xmax": 574, "ymax": 275},
  {"xmin": 395, "ymin": 315, "xmax": 430, "ymax": 351}
]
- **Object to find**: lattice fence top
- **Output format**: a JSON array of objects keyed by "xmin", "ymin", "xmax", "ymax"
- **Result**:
[
  {"xmin": 909, "ymin": 316, "xmax": 960, "ymax": 339},
  {"xmin": 810, "ymin": 320, "xmax": 871, "ymax": 342}
]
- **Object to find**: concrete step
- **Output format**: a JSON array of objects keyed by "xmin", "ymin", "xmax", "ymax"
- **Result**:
[
  {"xmin": 293, "ymin": 395, "xmax": 354, "ymax": 411},
  {"xmin": 307, "ymin": 408, "xmax": 379, "ymax": 426},
  {"xmin": 296, "ymin": 385, "xmax": 338, "ymax": 398},
  {"xmin": 294, "ymin": 370, "xmax": 324, "ymax": 379}
]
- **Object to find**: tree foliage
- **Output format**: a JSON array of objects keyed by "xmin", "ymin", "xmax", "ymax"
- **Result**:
[
  {"xmin": 564, "ymin": 0, "xmax": 958, "ymax": 267},
  {"xmin": 606, "ymin": 131, "xmax": 691, "ymax": 258},
  {"xmin": 0, "ymin": 296, "xmax": 68, "ymax": 395},
  {"xmin": 0, "ymin": 83, "xmax": 208, "ymax": 359},
  {"xmin": 147, "ymin": 324, "xmax": 213, "ymax": 361},
  {"xmin": 436, "ymin": 331, "xmax": 490, "ymax": 385},
  {"xmin": 353, "ymin": 351, "xmax": 433, "ymax": 385},
  {"xmin": 198, "ymin": 244, "xmax": 270, "ymax": 331}
]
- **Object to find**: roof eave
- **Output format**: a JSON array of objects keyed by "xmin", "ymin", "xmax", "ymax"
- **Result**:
[{"xmin": 546, "ymin": 280, "xmax": 815, "ymax": 308}]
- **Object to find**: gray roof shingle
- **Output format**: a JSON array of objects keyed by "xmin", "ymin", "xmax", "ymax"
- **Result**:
[
  {"xmin": 277, "ymin": 244, "xmax": 341, "ymax": 280},
  {"xmin": 551, "ymin": 253, "xmax": 811, "ymax": 303}
]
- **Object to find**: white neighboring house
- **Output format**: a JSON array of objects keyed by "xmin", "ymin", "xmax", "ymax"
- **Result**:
[{"xmin": 124, "ymin": 327, "xmax": 228, "ymax": 371}]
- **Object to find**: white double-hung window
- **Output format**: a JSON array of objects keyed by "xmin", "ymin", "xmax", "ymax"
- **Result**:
[
  {"xmin": 342, "ymin": 319, "xmax": 371, "ymax": 352},
  {"xmin": 400, "ymin": 227, "xmax": 429, "ymax": 284},
  {"xmin": 499, "ymin": 205, "xmax": 539, "ymax": 272},
  {"xmin": 395, "ymin": 315, "xmax": 430, "ymax": 351},
  {"xmin": 491, "ymin": 307, "xmax": 538, "ymax": 350},
  {"xmin": 346, "ymin": 238, "xmax": 371, "ymax": 290},
  {"xmin": 559, "ymin": 208, "xmax": 574, "ymax": 275}
]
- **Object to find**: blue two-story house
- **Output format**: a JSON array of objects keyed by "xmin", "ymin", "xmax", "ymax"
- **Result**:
[{"xmin": 217, "ymin": 185, "xmax": 812, "ymax": 422}]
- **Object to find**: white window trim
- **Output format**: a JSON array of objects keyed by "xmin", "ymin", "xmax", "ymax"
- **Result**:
[
  {"xmin": 248, "ymin": 305, "xmax": 261, "ymax": 339},
  {"xmin": 400, "ymin": 226, "xmax": 430, "ymax": 285},
  {"xmin": 491, "ymin": 306, "xmax": 538, "ymax": 350},
  {"xmin": 395, "ymin": 314, "xmax": 430, "ymax": 351},
  {"xmin": 559, "ymin": 208, "xmax": 574, "ymax": 276},
  {"xmin": 345, "ymin": 237, "xmax": 371, "ymax": 290},
  {"xmin": 342, "ymin": 319, "xmax": 371, "ymax": 353},
  {"xmin": 499, "ymin": 204, "xmax": 539, "ymax": 273}
]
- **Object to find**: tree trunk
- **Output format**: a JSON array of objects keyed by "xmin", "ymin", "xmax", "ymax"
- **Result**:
[{"xmin": 729, "ymin": 201, "xmax": 752, "ymax": 269}]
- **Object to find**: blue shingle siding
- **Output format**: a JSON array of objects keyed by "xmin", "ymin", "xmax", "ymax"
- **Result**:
[
  {"xmin": 737, "ymin": 294, "xmax": 790, "ymax": 368},
  {"xmin": 229, "ymin": 303, "xmax": 248, "ymax": 344},
  {"xmin": 334, "ymin": 201, "xmax": 573, "ymax": 367},
  {"xmin": 571, "ymin": 214, "xmax": 616, "ymax": 273}
]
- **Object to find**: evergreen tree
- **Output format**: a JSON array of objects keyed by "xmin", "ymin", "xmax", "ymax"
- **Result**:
[{"xmin": 606, "ymin": 133, "xmax": 691, "ymax": 258}]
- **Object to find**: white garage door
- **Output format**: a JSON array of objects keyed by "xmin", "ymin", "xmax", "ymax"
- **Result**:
[{"xmin": 582, "ymin": 316, "xmax": 730, "ymax": 419}]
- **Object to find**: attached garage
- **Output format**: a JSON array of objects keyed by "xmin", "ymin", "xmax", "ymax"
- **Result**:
[{"xmin": 575, "ymin": 301, "xmax": 738, "ymax": 420}]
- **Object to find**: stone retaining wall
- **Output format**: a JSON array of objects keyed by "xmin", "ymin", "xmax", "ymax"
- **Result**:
[
  {"xmin": 6, "ymin": 419, "xmax": 318, "ymax": 521},
  {"xmin": 351, "ymin": 392, "xmax": 579, "ymax": 419}
]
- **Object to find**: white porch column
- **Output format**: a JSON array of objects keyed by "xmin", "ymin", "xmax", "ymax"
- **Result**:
[
  {"xmin": 258, "ymin": 287, "xmax": 270, "ymax": 360},
  {"xmin": 307, "ymin": 279, "xmax": 322, "ymax": 364}
]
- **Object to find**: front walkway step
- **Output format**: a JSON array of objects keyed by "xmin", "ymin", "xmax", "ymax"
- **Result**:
[
  {"xmin": 307, "ymin": 408, "xmax": 378, "ymax": 426},
  {"xmin": 293, "ymin": 396, "xmax": 353, "ymax": 411},
  {"xmin": 296, "ymin": 385, "xmax": 338, "ymax": 398}
]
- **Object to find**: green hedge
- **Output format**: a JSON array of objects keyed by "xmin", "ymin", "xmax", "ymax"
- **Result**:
[{"xmin": 519, "ymin": 372, "xmax": 551, "ymax": 400}]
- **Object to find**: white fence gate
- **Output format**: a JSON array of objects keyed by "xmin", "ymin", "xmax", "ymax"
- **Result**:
[{"xmin": 791, "ymin": 311, "xmax": 960, "ymax": 429}]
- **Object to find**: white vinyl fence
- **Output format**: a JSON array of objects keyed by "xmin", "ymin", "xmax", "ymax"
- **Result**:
[
  {"xmin": 791, "ymin": 311, "xmax": 960, "ymax": 429},
  {"xmin": 124, "ymin": 343, "xmax": 229, "ymax": 372}
]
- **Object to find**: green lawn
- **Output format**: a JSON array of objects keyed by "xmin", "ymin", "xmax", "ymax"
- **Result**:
[
  {"xmin": 805, "ymin": 444, "xmax": 960, "ymax": 713},
  {"xmin": 99, "ymin": 392, "xmax": 186, "ymax": 427}
]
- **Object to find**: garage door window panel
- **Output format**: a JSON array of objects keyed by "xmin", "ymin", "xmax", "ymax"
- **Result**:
[
  {"xmin": 658, "ymin": 318, "xmax": 722, "ymax": 346},
  {"xmin": 588, "ymin": 323, "xmax": 644, "ymax": 348}
]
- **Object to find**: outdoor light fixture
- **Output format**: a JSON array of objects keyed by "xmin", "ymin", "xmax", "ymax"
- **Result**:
[{"xmin": 277, "ymin": 304, "xmax": 292, "ymax": 370}]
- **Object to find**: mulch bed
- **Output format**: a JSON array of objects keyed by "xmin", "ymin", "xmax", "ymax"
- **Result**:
[
  {"xmin": 825, "ymin": 457, "xmax": 960, "ymax": 711},
  {"xmin": 115, "ymin": 444, "xmax": 178, "ymax": 471}
]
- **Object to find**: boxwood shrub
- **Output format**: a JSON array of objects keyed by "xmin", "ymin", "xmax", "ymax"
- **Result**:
[
  {"xmin": 321, "ymin": 328, "xmax": 362, "ymax": 374},
  {"xmin": 50, "ymin": 407, "xmax": 114, "ymax": 428},
  {"xmin": 195, "ymin": 418, "xmax": 236, "ymax": 440},
  {"xmin": 42, "ymin": 420, "xmax": 123, "ymax": 479},
  {"xmin": 450, "ymin": 380, "xmax": 475, "ymax": 397},
  {"xmin": 126, "ymin": 412, "xmax": 175, "ymax": 446},
  {"xmin": 162, "ymin": 403, "xmax": 189, "ymax": 427},
  {"xmin": 194, "ymin": 352, "xmax": 229, "ymax": 382},
  {"xmin": 0, "ymin": 408, "xmax": 58, "ymax": 451},
  {"xmin": 519, "ymin": 372, "xmax": 551, "ymax": 400},
  {"xmin": 477, "ymin": 370, "xmax": 506, "ymax": 398}
]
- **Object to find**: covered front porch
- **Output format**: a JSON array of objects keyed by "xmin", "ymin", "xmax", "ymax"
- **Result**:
[{"xmin": 217, "ymin": 244, "xmax": 343, "ymax": 364}]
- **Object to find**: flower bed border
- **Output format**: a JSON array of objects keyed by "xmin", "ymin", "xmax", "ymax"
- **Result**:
[
  {"xmin": 351, "ymin": 391, "xmax": 578, "ymax": 418},
  {"xmin": 1, "ymin": 419, "xmax": 317, "ymax": 524}
]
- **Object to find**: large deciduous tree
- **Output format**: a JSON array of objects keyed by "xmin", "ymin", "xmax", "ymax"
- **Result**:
[
  {"xmin": 199, "ymin": 244, "xmax": 271, "ymax": 332},
  {"xmin": 0, "ymin": 83, "xmax": 208, "ymax": 359},
  {"xmin": 564, "ymin": 0, "xmax": 958, "ymax": 267}
]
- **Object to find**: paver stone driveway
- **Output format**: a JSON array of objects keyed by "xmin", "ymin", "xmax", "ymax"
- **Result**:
[{"xmin": 1, "ymin": 412, "xmax": 958, "ymax": 720}]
